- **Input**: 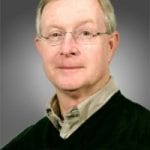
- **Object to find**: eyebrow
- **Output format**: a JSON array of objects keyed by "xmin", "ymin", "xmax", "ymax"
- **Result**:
[
  {"xmin": 46, "ymin": 19, "xmax": 95, "ymax": 30},
  {"xmin": 76, "ymin": 19, "xmax": 95, "ymax": 26}
]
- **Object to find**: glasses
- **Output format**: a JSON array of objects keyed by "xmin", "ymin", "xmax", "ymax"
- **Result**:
[{"xmin": 40, "ymin": 28, "xmax": 109, "ymax": 46}]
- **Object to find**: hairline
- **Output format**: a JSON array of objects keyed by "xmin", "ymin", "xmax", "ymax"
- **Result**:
[{"xmin": 36, "ymin": 0, "xmax": 117, "ymax": 36}]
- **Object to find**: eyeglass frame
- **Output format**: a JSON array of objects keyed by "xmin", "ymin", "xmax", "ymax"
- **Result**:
[{"xmin": 38, "ymin": 29, "xmax": 110, "ymax": 46}]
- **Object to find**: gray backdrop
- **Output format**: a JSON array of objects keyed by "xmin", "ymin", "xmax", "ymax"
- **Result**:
[
  {"xmin": 1, "ymin": 0, "xmax": 150, "ymax": 147},
  {"xmin": 0, "ymin": 0, "xmax": 2, "ymax": 147}
]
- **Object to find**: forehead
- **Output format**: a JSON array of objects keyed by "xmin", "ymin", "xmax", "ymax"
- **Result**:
[{"xmin": 41, "ymin": 0, "xmax": 105, "ymax": 28}]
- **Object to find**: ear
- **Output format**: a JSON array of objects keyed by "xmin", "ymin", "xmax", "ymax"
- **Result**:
[
  {"xmin": 34, "ymin": 36, "xmax": 44, "ymax": 57},
  {"xmin": 107, "ymin": 31, "xmax": 119, "ymax": 64}
]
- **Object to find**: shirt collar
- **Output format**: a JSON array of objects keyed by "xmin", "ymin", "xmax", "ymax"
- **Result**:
[{"xmin": 46, "ymin": 77, "xmax": 119, "ymax": 139}]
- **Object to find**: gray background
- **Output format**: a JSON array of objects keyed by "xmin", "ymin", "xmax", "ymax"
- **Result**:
[
  {"xmin": 0, "ymin": 0, "xmax": 2, "ymax": 147},
  {"xmin": 1, "ymin": 0, "xmax": 150, "ymax": 147}
]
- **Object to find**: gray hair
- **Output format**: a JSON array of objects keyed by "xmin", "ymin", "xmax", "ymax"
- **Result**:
[{"xmin": 36, "ymin": 0, "xmax": 117, "ymax": 36}]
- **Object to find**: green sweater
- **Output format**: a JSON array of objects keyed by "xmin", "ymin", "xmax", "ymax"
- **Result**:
[{"xmin": 2, "ymin": 91, "xmax": 150, "ymax": 150}]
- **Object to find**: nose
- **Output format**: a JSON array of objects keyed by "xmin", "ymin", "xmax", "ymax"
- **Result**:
[{"xmin": 59, "ymin": 33, "xmax": 80, "ymax": 57}]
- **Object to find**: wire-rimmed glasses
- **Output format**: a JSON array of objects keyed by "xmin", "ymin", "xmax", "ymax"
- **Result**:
[{"xmin": 40, "ymin": 28, "xmax": 109, "ymax": 46}]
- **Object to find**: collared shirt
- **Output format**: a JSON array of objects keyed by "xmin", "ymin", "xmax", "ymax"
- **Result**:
[{"xmin": 46, "ymin": 78, "xmax": 119, "ymax": 139}]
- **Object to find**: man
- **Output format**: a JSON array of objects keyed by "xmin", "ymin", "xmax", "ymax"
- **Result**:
[{"xmin": 2, "ymin": 0, "xmax": 150, "ymax": 149}]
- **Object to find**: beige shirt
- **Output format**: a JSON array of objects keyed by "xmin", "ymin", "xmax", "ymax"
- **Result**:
[{"xmin": 46, "ymin": 78, "xmax": 119, "ymax": 139}]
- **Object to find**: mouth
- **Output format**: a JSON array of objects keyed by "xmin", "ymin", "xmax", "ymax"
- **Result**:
[
  {"xmin": 59, "ymin": 66, "xmax": 83, "ymax": 69},
  {"xmin": 57, "ymin": 66, "xmax": 84, "ymax": 71}
]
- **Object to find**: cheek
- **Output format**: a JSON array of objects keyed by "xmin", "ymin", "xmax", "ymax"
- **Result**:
[
  {"xmin": 84, "ymin": 44, "xmax": 109, "ymax": 74},
  {"xmin": 85, "ymin": 42, "xmax": 108, "ymax": 63},
  {"xmin": 91, "ymin": 52, "xmax": 108, "ymax": 73},
  {"xmin": 40, "ymin": 48, "xmax": 56, "ymax": 65},
  {"xmin": 40, "ymin": 50, "xmax": 56, "ymax": 76},
  {"xmin": 42, "ymin": 55, "xmax": 57, "ymax": 82}
]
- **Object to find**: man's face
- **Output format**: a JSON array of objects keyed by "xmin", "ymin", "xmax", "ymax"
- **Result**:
[{"xmin": 35, "ymin": 0, "xmax": 118, "ymax": 93}]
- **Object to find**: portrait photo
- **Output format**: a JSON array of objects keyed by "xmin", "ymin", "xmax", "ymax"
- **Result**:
[{"xmin": 1, "ymin": 0, "xmax": 150, "ymax": 149}]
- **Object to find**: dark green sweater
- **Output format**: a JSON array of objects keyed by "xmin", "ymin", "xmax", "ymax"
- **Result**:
[{"xmin": 1, "ymin": 91, "xmax": 150, "ymax": 150}]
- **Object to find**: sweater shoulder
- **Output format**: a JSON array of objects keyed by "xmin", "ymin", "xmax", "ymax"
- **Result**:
[
  {"xmin": 102, "ymin": 91, "xmax": 150, "ymax": 135},
  {"xmin": 110, "ymin": 92, "xmax": 150, "ymax": 137},
  {"xmin": 111, "ymin": 91, "xmax": 150, "ymax": 116},
  {"xmin": 1, "ymin": 117, "xmax": 50, "ymax": 149},
  {"xmin": 118, "ymin": 92, "xmax": 150, "ymax": 118}
]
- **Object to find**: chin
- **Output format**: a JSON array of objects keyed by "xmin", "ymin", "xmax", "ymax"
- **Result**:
[
  {"xmin": 55, "ymin": 81, "xmax": 83, "ymax": 91},
  {"xmin": 51, "ymin": 75, "xmax": 84, "ymax": 90},
  {"xmin": 58, "ymin": 85, "xmax": 81, "ymax": 91}
]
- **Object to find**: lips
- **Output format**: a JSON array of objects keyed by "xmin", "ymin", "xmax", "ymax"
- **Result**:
[
  {"xmin": 58, "ymin": 66, "xmax": 84, "ymax": 70},
  {"xmin": 56, "ymin": 64, "xmax": 85, "ymax": 72}
]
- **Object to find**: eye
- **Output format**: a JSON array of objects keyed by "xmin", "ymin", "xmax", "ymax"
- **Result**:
[
  {"xmin": 48, "ymin": 31, "xmax": 63, "ymax": 41},
  {"xmin": 50, "ymin": 32, "xmax": 62, "ymax": 37},
  {"xmin": 79, "ymin": 30, "xmax": 93, "ymax": 39},
  {"xmin": 82, "ymin": 31, "xmax": 91, "ymax": 36}
]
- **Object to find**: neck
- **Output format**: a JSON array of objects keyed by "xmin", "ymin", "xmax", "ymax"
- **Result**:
[{"xmin": 56, "ymin": 74, "xmax": 110, "ymax": 116}]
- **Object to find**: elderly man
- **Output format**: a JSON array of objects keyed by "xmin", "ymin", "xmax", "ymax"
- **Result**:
[{"xmin": 2, "ymin": 0, "xmax": 150, "ymax": 149}]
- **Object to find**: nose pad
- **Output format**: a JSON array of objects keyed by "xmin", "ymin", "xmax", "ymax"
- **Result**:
[
  {"xmin": 64, "ymin": 32, "xmax": 77, "ymax": 45},
  {"xmin": 59, "ymin": 33, "xmax": 80, "ymax": 56}
]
